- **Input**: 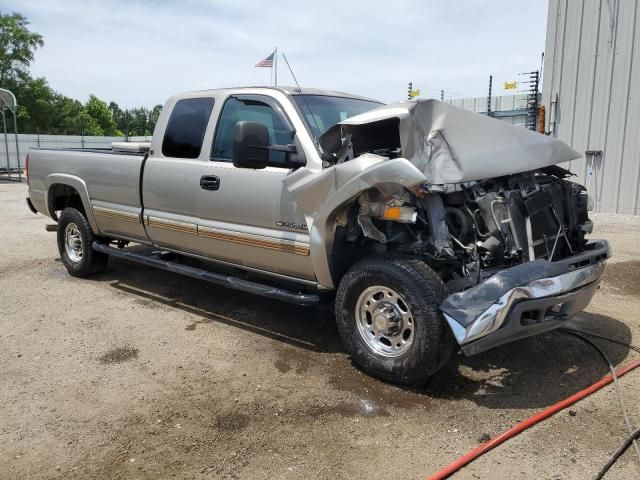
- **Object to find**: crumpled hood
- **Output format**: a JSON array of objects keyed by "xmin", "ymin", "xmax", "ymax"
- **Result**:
[{"xmin": 319, "ymin": 99, "xmax": 581, "ymax": 184}]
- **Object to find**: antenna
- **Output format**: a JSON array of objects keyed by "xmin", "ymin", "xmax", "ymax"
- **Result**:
[
  {"xmin": 282, "ymin": 53, "xmax": 323, "ymax": 144},
  {"xmin": 282, "ymin": 53, "xmax": 302, "ymax": 92}
]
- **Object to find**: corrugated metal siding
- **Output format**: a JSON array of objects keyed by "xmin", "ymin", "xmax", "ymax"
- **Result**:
[{"xmin": 543, "ymin": 0, "xmax": 640, "ymax": 213}]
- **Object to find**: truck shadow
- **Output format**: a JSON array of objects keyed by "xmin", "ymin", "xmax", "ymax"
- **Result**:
[
  {"xmin": 425, "ymin": 311, "xmax": 634, "ymax": 409},
  {"xmin": 95, "ymin": 258, "xmax": 634, "ymax": 410},
  {"xmin": 99, "ymin": 257, "xmax": 343, "ymax": 353}
]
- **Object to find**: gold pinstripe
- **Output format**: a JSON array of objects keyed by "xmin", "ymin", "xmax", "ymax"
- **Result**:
[
  {"xmin": 93, "ymin": 206, "xmax": 140, "ymax": 223},
  {"xmin": 97, "ymin": 211, "xmax": 309, "ymax": 257},
  {"xmin": 146, "ymin": 216, "xmax": 198, "ymax": 235},
  {"xmin": 197, "ymin": 226, "xmax": 310, "ymax": 256}
]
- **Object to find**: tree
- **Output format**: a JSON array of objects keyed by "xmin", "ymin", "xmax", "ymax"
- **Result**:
[
  {"xmin": 0, "ymin": 12, "xmax": 44, "ymax": 85},
  {"xmin": 130, "ymin": 107, "xmax": 149, "ymax": 136},
  {"xmin": 120, "ymin": 109, "xmax": 133, "ymax": 137},
  {"xmin": 75, "ymin": 111, "xmax": 102, "ymax": 136},
  {"xmin": 108, "ymin": 101, "xmax": 123, "ymax": 130},
  {"xmin": 1, "ymin": 12, "xmax": 161, "ymax": 136},
  {"xmin": 85, "ymin": 94, "xmax": 117, "ymax": 135},
  {"xmin": 14, "ymin": 76, "xmax": 54, "ymax": 133},
  {"xmin": 148, "ymin": 104, "xmax": 162, "ymax": 133},
  {"xmin": 51, "ymin": 94, "xmax": 84, "ymax": 134}
]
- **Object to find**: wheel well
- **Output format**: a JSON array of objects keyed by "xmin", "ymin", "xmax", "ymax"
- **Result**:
[
  {"xmin": 48, "ymin": 184, "xmax": 86, "ymax": 221},
  {"xmin": 328, "ymin": 202, "xmax": 390, "ymax": 286},
  {"xmin": 328, "ymin": 196, "xmax": 438, "ymax": 287}
]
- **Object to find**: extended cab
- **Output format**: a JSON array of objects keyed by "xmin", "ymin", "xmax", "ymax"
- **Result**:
[{"xmin": 26, "ymin": 87, "xmax": 610, "ymax": 385}]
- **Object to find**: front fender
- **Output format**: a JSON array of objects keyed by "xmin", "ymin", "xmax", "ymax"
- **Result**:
[
  {"xmin": 283, "ymin": 156, "xmax": 427, "ymax": 288},
  {"xmin": 44, "ymin": 173, "xmax": 100, "ymax": 234}
]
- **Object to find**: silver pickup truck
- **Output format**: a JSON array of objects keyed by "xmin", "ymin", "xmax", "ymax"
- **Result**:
[{"xmin": 26, "ymin": 86, "xmax": 610, "ymax": 385}]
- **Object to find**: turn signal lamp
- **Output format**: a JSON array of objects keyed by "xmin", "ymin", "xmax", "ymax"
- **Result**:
[{"xmin": 381, "ymin": 206, "xmax": 417, "ymax": 223}]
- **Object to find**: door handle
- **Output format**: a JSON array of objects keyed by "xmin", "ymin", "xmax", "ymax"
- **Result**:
[{"xmin": 200, "ymin": 175, "xmax": 220, "ymax": 191}]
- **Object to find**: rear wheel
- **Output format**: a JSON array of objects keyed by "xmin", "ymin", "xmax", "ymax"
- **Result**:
[
  {"xmin": 57, "ymin": 207, "xmax": 108, "ymax": 277},
  {"xmin": 335, "ymin": 257, "xmax": 454, "ymax": 385}
]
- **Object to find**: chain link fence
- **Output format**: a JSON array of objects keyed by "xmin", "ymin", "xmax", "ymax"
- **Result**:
[{"xmin": 409, "ymin": 71, "xmax": 541, "ymax": 130}]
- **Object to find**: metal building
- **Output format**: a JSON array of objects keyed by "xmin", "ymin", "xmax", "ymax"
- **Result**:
[{"xmin": 542, "ymin": 0, "xmax": 640, "ymax": 214}]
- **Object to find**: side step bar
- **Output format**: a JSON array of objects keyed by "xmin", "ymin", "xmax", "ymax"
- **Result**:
[{"xmin": 92, "ymin": 242, "xmax": 321, "ymax": 306}]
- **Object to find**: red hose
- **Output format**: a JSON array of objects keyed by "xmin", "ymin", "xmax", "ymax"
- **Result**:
[{"xmin": 425, "ymin": 358, "xmax": 640, "ymax": 480}]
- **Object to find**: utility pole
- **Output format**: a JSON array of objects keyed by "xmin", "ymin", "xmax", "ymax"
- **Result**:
[
  {"xmin": 408, "ymin": 82, "xmax": 413, "ymax": 100},
  {"xmin": 487, "ymin": 75, "xmax": 493, "ymax": 117},
  {"xmin": 274, "ymin": 47, "xmax": 278, "ymax": 87}
]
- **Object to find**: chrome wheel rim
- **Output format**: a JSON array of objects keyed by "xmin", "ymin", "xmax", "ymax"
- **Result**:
[
  {"xmin": 64, "ymin": 223, "xmax": 83, "ymax": 263},
  {"xmin": 355, "ymin": 286, "xmax": 414, "ymax": 358}
]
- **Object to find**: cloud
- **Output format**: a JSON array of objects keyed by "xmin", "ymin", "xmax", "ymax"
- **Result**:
[{"xmin": 2, "ymin": 0, "xmax": 548, "ymax": 107}]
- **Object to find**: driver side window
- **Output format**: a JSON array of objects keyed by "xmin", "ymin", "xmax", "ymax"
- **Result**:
[{"xmin": 211, "ymin": 95, "xmax": 294, "ymax": 163}]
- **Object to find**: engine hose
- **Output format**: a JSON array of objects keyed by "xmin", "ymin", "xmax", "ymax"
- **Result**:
[
  {"xmin": 445, "ymin": 207, "xmax": 471, "ymax": 242},
  {"xmin": 424, "ymin": 340, "xmax": 640, "ymax": 480}
]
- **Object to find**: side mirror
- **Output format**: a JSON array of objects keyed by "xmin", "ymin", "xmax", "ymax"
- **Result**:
[
  {"xmin": 233, "ymin": 121, "xmax": 270, "ymax": 169},
  {"xmin": 232, "ymin": 121, "xmax": 306, "ymax": 169}
]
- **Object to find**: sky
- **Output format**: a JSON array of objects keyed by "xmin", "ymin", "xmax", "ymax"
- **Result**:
[{"xmin": 2, "ymin": 0, "xmax": 549, "ymax": 108}]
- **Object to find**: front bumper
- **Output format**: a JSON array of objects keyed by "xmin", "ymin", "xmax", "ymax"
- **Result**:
[{"xmin": 440, "ymin": 240, "xmax": 611, "ymax": 356}]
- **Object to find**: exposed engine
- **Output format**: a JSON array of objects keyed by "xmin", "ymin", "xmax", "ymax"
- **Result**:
[{"xmin": 338, "ymin": 166, "xmax": 592, "ymax": 293}]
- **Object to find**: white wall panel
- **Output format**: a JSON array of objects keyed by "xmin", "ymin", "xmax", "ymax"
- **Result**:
[{"xmin": 543, "ymin": 0, "xmax": 640, "ymax": 213}]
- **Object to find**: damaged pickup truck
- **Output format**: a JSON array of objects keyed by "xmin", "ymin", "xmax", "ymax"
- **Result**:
[{"xmin": 26, "ymin": 87, "xmax": 610, "ymax": 385}]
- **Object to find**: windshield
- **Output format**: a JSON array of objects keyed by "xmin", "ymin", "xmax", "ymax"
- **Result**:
[{"xmin": 292, "ymin": 95, "xmax": 383, "ymax": 141}]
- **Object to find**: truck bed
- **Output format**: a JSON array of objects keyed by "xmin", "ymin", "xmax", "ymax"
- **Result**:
[{"xmin": 27, "ymin": 148, "xmax": 146, "ymax": 227}]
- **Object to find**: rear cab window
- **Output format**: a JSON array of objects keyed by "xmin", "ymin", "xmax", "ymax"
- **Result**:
[
  {"xmin": 162, "ymin": 97, "xmax": 215, "ymax": 159},
  {"xmin": 211, "ymin": 95, "xmax": 294, "ymax": 163}
]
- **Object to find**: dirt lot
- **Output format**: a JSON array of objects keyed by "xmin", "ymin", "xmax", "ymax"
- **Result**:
[{"xmin": 1, "ymin": 180, "xmax": 640, "ymax": 479}]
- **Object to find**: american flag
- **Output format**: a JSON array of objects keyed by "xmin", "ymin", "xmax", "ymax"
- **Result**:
[{"xmin": 255, "ymin": 51, "xmax": 274, "ymax": 68}]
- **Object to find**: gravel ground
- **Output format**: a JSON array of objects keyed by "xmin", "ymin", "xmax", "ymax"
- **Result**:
[{"xmin": 1, "ymin": 180, "xmax": 639, "ymax": 480}]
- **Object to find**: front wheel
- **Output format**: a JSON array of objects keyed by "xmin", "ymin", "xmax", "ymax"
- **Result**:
[
  {"xmin": 57, "ymin": 207, "xmax": 108, "ymax": 277},
  {"xmin": 335, "ymin": 257, "xmax": 454, "ymax": 386}
]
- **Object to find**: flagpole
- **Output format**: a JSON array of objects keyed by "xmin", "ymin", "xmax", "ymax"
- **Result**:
[{"xmin": 274, "ymin": 47, "xmax": 278, "ymax": 86}]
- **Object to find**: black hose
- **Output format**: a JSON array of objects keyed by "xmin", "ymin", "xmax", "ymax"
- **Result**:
[
  {"xmin": 562, "ymin": 328, "xmax": 640, "ymax": 354},
  {"xmin": 595, "ymin": 427, "xmax": 640, "ymax": 480},
  {"xmin": 558, "ymin": 328, "xmax": 640, "ymax": 475}
]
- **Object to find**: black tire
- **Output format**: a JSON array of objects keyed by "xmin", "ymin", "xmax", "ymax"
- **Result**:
[
  {"xmin": 57, "ymin": 207, "xmax": 108, "ymax": 277},
  {"xmin": 335, "ymin": 257, "xmax": 454, "ymax": 386}
]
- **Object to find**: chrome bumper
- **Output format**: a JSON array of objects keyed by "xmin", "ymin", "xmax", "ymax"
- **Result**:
[{"xmin": 440, "ymin": 240, "xmax": 611, "ymax": 356}]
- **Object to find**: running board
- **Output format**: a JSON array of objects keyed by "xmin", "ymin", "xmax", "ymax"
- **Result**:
[{"xmin": 92, "ymin": 242, "xmax": 321, "ymax": 306}]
